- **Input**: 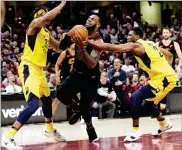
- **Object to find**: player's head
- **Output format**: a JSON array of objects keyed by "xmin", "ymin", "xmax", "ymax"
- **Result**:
[
  {"xmin": 31, "ymin": 6, "xmax": 48, "ymax": 19},
  {"xmin": 162, "ymin": 27, "xmax": 171, "ymax": 40},
  {"xmin": 127, "ymin": 27, "xmax": 144, "ymax": 43},
  {"xmin": 85, "ymin": 14, "xmax": 101, "ymax": 32}
]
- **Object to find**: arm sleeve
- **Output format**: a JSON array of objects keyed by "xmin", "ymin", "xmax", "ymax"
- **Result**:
[{"xmin": 108, "ymin": 69, "xmax": 116, "ymax": 83}]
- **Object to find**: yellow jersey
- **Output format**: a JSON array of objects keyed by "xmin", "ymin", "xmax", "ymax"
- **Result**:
[
  {"xmin": 135, "ymin": 39, "xmax": 176, "ymax": 80},
  {"xmin": 21, "ymin": 27, "xmax": 50, "ymax": 67}
]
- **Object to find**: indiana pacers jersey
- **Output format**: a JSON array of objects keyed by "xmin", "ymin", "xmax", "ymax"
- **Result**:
[
  {"xmin": 18, "ymin": 27, "xmax": 50, "ymax": 101},
  {"xmin": 135, "ymin": 39, "xmax": 177, "ymax": 80},
  {"xmin": 134, "ymin": 39, "xmax": 178, "ymax": 105},
  {"xmin": 21, "ymin": 27, "xmax": 50, "ymax": 67}
]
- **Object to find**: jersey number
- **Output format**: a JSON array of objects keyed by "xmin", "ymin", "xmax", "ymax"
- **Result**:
[{"xmin": 148, "ymin": 43, "xmax": 164, "ymax": 58}]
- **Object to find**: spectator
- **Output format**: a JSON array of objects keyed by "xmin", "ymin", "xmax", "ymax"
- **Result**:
[
  {"xmin": 2, "ymin": 71, "xmax": 13, "ymax": 87},
  {"xmin": 108, "ymin": 58, "xmax": 128, "ymax": 115},
  {"xmin": 173, "ymin": 19, "xmax": 180, "ymax": 32},
  {"xmin": 5, "ymin": 74, "xmax": 22, "ymax": 94},
  {"xmin": 121, "ymin": 58, "xmax": 135, "ymax": 73},
  {"xmin": 162, "ymin": 4, "xmax": 173, "ymax": 27},
  {"xmin": 48, "ymin": 73, "xmax": 56, "ymax": 88},
  {"xmin": 94, "ymin": 72, "xmax": 116, "ymax": 119},
  {"xmin": 138, "ymin": 75, "xmax": 147, "ymax": 87},
  {"xmin": 108, "ymin": 14, "xmax": 117, "ymax": 29},
  {"xmin": 110, "ymin": 28, "xmax": 119, "ymax": 44}
]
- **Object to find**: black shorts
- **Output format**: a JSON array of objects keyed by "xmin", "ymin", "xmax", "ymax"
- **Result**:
[{"xmin": 56, "ymin": 69, "xmax": 100, "ymax": 106}]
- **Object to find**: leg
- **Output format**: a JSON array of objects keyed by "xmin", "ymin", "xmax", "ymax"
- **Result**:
[
  {"xmin": 114, "ymin": 86, "xmax": 128, "ymax": 115},
  {"xmin": 56, "ymin": 72, "xmax": 80, "ymax": 110},
  {"xmin": 52, "ymin": 98, "xmax": 60, "ymax": 115},
  {"xmin": 80, "ymin": 75, "xmax": 100, "ymax": 142},
  {"xmin": 106, "ymin": 101, "xmax": 116, "ymax": 118},
  {"xmin": 56, "ymin": 72, "xmax": 81, "ymax": 125},
  {"xmin": 124, "ymin": 84, "xmax": 157, "ymax": 142},
  {"xmin": 41, "ymin": 96, "xmax": 66, "ymax": 142},
  {"xmin": 2, "ymin": 93, "xmax": 39, "ymax": 149}
]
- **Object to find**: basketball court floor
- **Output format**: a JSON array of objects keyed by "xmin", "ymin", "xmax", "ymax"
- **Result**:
[{"xmin": 1, "ymin": 114, "xmax": 182, "ymax": 150}]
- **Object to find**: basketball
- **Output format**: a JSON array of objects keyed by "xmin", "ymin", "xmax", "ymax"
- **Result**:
[{"xmin": 69, "ymin": 25, "xmax": 88, "ymax": 41}]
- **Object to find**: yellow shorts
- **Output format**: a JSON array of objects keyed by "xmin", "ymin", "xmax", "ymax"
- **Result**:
[
  {"xmin": 18, "ymin": 61, "xmax": 50, "ymax": 101},
  {"xmin": 147, "ymin": 74, "xmax": 178, "ymax": 105}
]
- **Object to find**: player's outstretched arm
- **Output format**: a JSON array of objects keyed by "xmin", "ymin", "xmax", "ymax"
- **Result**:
[
  {"xmin": 87, "ymin": 39, "xmax": 143, "ymax": 55},
  {"xmin": 31, "ymin": 1, "xmax": 66, "ymax": 28}
]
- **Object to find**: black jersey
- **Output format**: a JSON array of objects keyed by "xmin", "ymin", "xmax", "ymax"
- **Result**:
[
  {"xmin": 60, "ymin": 49, "xmax": 75, "ymax": 79},
  {"xmin": 159, "ymin": 40, "xmax": 176, "ymax": 69},
  {"xmin": 73, "ymin": 32, "xmax": 102, "ymax": 76}
]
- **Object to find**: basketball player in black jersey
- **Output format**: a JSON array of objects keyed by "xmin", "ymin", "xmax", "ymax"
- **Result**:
[
  {"xmin": 52, "ymin": 43, "xmax": 79, "ymax": 115},
  {"xmin": 56, "ymin": 15, "xmax": 103, "ymax": 142},
  {"xmin": 156, "ymin": 27, "xmax": 182, "ymax": 114},
  {"xmin": 157, "ymin": 27, "xmax": 182, "ymax": 71}
]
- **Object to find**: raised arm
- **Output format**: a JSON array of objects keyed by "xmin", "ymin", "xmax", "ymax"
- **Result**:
[
  {"xmin": 30, "ymin": 1, "xmax": 66, "ymax": 28},
  {"xmin": 49, "ymin": 35, "xmax": 62, "ymax": 53}
]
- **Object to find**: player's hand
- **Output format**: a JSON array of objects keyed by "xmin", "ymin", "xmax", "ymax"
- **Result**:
[
  {"xmin": 56, "ymin": 76, "xmax": 61, "ymax": 85},
  {"xmin": 73, "ymin": 35, "xmax": 84, "ymax": 50},
  {"xmin": 114, "ymin": 71, "xmax": 120, "ymax": 77}
]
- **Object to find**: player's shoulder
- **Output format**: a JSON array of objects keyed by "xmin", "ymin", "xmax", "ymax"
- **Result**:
[
  {"xmin": 173, "ymin": 41, "xmax": 179, "ymax": 46},
  {"xmin": 60, "ymin": 50, "xmax": 67, "ymax": 57},
  {"xmin": 94, "ymin": 32, "xmax": 103, "ymax": 41}
]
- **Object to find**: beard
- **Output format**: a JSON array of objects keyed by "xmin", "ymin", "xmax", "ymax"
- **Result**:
[
  {"xmin": 85, "ymin": 24, "xmax": 97, "ymax": 32},
  {"xmin": 163, "ymin": 36, "xmax": 170, "ymax": 40}
]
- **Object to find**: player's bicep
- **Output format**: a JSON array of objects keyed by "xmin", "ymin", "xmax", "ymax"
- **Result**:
[
  {"xmin": 56, "ymin": 51, "xmax": 66, "ymax": 66},
  {"xmin": 31, "ymin": 16, "xmax": 50, "ymax": 28}
]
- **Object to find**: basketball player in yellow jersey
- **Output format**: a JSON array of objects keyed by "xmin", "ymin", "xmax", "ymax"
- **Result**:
[
  {"xmin": 2, "ymin": 1, "xmax": 67, "ymax": 149},
  {"xmin": 86, "ymin": 27, "xmax": 178, "ymax": 142}
]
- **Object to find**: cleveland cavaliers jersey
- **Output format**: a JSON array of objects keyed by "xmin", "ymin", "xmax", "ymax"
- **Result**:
[
  {"xmin": 21, "ymin": 27, "xmax": 50, "ymax": 67},
  {"xmin": 73, "ymin": 32, "xmax": 102, "ymax": 75},
  {"xmin": 60, "ymin": 49, "xmax": 75, "ymax": 79},
  {"xmin": 159, "ymin": 40, "xmax": 176, "ymax": 68}
]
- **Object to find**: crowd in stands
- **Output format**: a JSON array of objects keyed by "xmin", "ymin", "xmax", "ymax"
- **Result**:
[{"xmin": 1, "ymin": 8, "xmax": 182, "ymax": 118}]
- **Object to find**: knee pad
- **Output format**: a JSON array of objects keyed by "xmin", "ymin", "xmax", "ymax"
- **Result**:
[{"xmin": 41, "ymin": 96, "xmax": 52, "ymax": 118}]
